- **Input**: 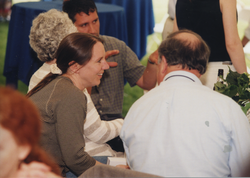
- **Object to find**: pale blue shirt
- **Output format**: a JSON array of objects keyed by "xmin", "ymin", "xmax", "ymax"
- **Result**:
[{"xmin": 120, "ymin": 71, "xmax": 250, "ymax": 177}]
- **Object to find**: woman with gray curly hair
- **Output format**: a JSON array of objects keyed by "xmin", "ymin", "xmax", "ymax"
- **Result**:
[{"xmin": 28, "ymin": 9, "xmax": 77, "ymax": 91}]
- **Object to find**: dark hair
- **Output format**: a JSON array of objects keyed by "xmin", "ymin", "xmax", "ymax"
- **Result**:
[
  {"xmin": 0, "ymin": 87, "xmax": 60, "ymax": 175},
  {"xmin": 63, "ymin": 0, "xmax": 97, "ymax": 23},
  {"xmin": 158, "ymin": 29, "xmax": 210, "ymax": 75},
  {"xmin": 27, "ymin": 32, "xmax": 103, "ymax": 97}
]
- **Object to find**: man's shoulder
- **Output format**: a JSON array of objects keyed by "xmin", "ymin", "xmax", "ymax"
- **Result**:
[
  {"xmin": 99, "ymin": 34, "xmax": 119, "ymax": 40},
  {"xmin": 99, "ymin": 35, "xmax": 126, "ymax": 46},
  {"xmin": 199, "ymin": 85, "xmax": 236, "ymax": 103},
  {"xmin": 189, "ymin": 84, "xmax": 245, "ymax": 117},
  {"xmin": 144, "ymin": 80, "xmax": 239, "ymax": 109},
  {"xmin": 99, "ymin": 35, "xmax": 140, "ymax": 64}
]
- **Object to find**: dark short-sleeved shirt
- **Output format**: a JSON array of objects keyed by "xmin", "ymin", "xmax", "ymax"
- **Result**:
[{"xmin": 91, "ymin": 35, "xmax": 145, "ymax": 120}]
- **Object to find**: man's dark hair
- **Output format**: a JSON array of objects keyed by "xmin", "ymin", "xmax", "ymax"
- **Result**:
[
  {"xmin": 63, "ymin": 0, "xmax": 97, "ymax": 23},
  {"xmin": 158, "ymin": 29, "xmax": 210, "ymax": 75}
]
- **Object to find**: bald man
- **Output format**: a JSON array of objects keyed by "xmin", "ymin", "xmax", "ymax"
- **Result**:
[{"xmin": 120, "ymin": 30, "xmax": 250, "ymax": 177}]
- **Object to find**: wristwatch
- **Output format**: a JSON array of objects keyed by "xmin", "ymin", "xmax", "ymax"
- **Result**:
[{"xmin": 148, "ymin": 59, "xmax": 155, "ymax": 65}]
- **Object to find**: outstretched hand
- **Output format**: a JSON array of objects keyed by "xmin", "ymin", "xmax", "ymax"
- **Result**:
[
  {"xmin": 116, "ymin": 164, "xmax": 130, "ymax": 169},
  {"xmin": 15, "ymin": 162, "xmax": 61, "ymax": 178},
  {"xmin": 105, "ymin": 50, "xmax": 119, "ymax": 67}
]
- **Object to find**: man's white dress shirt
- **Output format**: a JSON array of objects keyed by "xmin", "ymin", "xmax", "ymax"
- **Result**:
[{"xmin": 120, "ymin": 70, "xmax": 250, "ymax": 177}]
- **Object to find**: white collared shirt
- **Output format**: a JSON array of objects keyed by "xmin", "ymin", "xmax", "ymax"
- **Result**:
[{"xmin": 120, "ymin": 70, "xmax": 250, "ymax": 177}]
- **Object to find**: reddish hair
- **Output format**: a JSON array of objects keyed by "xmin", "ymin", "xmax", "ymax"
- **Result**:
[{"xmin": 0, "ymin": 87, "xmax": 60, "ymax": 175}]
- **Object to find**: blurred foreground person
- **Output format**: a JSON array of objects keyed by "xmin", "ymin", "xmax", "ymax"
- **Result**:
[
  {"xmin": 0, "ymin": 87, "xmax": 60, "ymax": 178},
  {"xmin": 120, "ymin": 30, "xmax": 250, "ymax": 177},
  {"xmin": 79, "ymin": 164, "xmax": 160, "ymax": 178}
]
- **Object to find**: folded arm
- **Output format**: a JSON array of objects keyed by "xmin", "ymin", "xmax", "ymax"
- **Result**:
[{"xmin": 83, "ymin": 90, "xmax": 123, "ymax": 144}]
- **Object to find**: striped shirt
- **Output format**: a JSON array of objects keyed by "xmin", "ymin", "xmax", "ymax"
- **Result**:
[{"xmin": 83, "ymin": 89, "xmax": 123, "ymax": 156}]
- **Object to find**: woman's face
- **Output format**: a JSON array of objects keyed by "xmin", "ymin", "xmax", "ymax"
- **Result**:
[
  {"xmin": 78, "ymin": 42, "xmax": 109, "ymax": 88},
  {"xmin": 0, "ymin": 125, "xmax": 29, "ymax": 178}
]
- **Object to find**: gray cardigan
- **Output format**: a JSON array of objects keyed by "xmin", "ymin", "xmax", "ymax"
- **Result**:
[{"xmin": 30, "ymin": 76, "xmax": 96, "ymax": 176}]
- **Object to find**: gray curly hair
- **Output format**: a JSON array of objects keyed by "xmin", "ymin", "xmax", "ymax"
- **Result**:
[{"xmin": 29, "ymin": 9, "xmax": 77, "ymax": 62}]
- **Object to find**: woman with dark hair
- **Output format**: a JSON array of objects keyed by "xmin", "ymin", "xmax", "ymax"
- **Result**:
[
  {"xmin": 0, "ymin": 87, "xmax": 61, "ymax": 178},
  {"xmin": 29, "ymin": 9, "xmax": 124, "ymax": 161},
  {"xmin": 174, "ymin": 0, "xmax": 247, "ymax": 89},
  {"xmin": 27, "ymin": 32, "xmax": 109, "ymax": 177}
]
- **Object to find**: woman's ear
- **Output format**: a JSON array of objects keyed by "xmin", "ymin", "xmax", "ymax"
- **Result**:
[
  {"xmin": 68, "ymin": 62, "xmax": 80, "ymax": 73},
  {"xmin": 18, "ymin": 144, "xmax": 31, "ymax": 161}
]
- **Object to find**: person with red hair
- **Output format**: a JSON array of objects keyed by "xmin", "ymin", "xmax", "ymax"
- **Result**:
[
  {"xmin": 0, "ymin": 87, "xmax": 61, "ymax": 178},
  {"xmin": 0, "ymin": 87, "xmax": 159, "ymax": 178}
]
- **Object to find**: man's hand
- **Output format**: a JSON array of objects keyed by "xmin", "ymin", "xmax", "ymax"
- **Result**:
[{"xmin": 105, "ymin": 50, "xmax": 119, "ymax": 67}]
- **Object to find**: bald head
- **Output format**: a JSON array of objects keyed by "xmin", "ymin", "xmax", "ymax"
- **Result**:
[
  {"xmin": 174, "ymin": 32, "xmax": 200, "ymax": 50},
  {"xmin": 158, "ymin": 29, "xmax": 210, "ymax": 75}
]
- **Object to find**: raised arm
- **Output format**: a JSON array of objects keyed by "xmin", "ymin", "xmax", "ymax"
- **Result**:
[
  {"xmin": 136, "ymin": 50, "xmax": 158, "ymax": 90},
  {"xmin": 220, "ymin": 0, "xmax": 247, "ymax": 74}
]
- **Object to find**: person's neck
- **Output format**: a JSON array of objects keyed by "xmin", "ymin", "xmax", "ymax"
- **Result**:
[
  {"xmin": 9, "ymin": 166, "xmax": 19, "ymax": 178},
  {"xmin": 62, "ymin": 73, "xmax": 85, "ymax": 91},
  {"xmin": 45, "ymin": 59, "xmax": 56, "ymax": 65},
  {"xmin": 167, "ymin": 65, "xmax": 201, "ymax": 78}
]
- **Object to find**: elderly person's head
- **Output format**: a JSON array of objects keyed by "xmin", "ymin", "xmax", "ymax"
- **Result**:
[
  {"xmin": 158, "ymin": 29, "xmax": 210, "ymax": 76},
  {"xmin": 0, "ymin": 87, "xmax": 60, "ymax": 178},
  {"xmin": 29, "ymin": 9, "xmax": 77, "ymax": 62}
]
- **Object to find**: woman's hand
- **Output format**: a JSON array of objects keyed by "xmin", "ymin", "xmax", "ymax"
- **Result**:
[
  {"xmin": 116, "ymin": 164, "xmax": 130, "ymax": 169},
  {"xmin": 15, "ymin": 162, "xmax": 61, "ymax": 178}
]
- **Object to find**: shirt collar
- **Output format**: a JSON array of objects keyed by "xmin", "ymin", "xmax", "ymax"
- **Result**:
[{"xmin": 162, "ymin": 70, "xmax": 202, "ymax": 85}]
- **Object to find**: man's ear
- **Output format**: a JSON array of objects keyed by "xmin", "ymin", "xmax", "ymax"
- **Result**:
[
  {"xmin": 18, "ymin": 144, "xmax": 31, "ymax": 161},
  {"xmin": 159, "ymin": 56, "xmax": 168, "ymax": 74},
  {"xmin": 157, "ymin": 56, "xmax": 168, "ymax": 84}
]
